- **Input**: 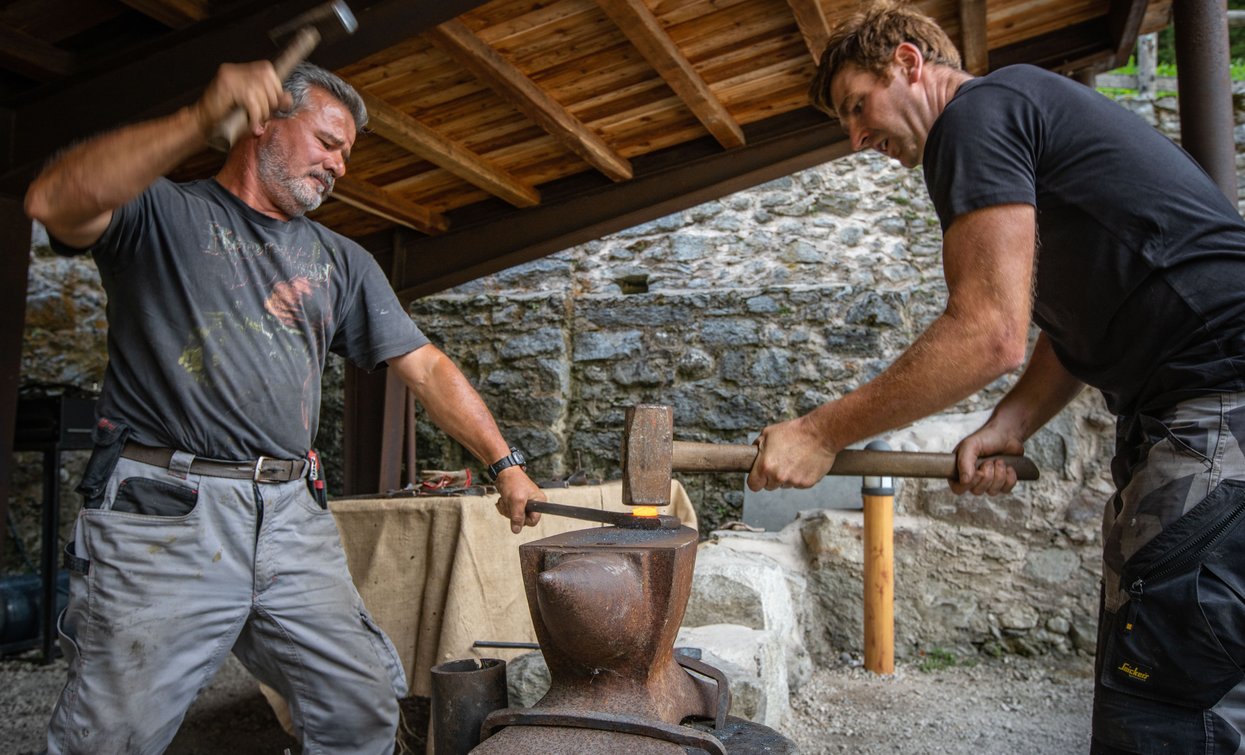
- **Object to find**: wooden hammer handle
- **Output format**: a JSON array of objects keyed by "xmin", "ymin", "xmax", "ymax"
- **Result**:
[
  {"xmin": 671, "ymin": 440, "xmax": 1039, "ymax": 481},
  {"xmin": 207, "ymin": 26, "xmax": 322, "ymax": 152}
]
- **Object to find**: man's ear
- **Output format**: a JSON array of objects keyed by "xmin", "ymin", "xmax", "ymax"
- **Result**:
[{"xmin": 894, "ymin": 42, "xmax": 924, "ymax": 83}]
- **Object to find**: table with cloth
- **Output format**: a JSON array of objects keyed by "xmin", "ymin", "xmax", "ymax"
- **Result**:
[{"xmin": 259, "ymin": 479, "xmax": 696, "ymax": 722}]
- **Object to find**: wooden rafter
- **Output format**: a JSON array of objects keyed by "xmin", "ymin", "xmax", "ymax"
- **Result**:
[
  {"xmin": 117, "ymin": 0, "xmax": 209, "ymax": 28},
  {"xmin": 331, "ymin": 177, "xmax": 449, "ymax": 235},
  {"xmin": 786, "ymin": 0, "xmax": 833, "ymax": 64},
  {"xmin": 389, "ymin": 108, "xmax": 850, "ymax": 299},
  {"xmin": 0, "ymin": 22, "xmax": 75, "ymax": 81},
  {"xmin": 958, "ymin": 0, "xmax": 989, "ymax": 75},
  {"xmin": 596, "ymin": 0, "xmax": 744, "ymax": 150},
  {"xmin": 1108, "ymin": 0, "xmax": 1150, "ymax": 68},
  {"xmin": 424, "ymin": 19, "xmax": 633, "ymax": 182},
  {"xmin": 358, "ymin": 90, "xmax": 539, "ymax": 208}
]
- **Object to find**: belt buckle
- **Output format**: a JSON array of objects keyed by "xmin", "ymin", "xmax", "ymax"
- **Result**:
[{"xmin": 252, "ymin": 455, "xmax": 271, "ymax": 482}]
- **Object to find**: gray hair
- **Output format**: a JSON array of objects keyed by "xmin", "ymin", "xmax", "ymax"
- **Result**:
[{"xmin": 277, "ymin": 62, "xmax": 368, "ymax": 133}]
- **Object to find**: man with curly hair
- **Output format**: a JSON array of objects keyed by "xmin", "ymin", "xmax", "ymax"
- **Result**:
[{"xmin": 750, "ymin": 3, "xmax": 1245, "ymax": 752}]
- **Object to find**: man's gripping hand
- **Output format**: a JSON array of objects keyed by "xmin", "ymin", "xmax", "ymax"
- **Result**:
[
  {"xmin": 193, "ymin": 61, "xmax": 290, "ymax": 142},
  {"xmin": 747, "ymin": 414, "xmax": 837, "ymax": 492},
  {"xmin": 950, "ymin": 423, "xmax": 1025, "ymax": 496},
  {"xmin": 494, "ymin": 467, "xmax": 544, "ymax": 535}
]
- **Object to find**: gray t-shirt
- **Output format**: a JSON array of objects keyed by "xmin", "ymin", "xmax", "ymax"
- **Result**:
[{"xmin": 54, "ymin": 177, "xmax": 428, "ymax": 460}]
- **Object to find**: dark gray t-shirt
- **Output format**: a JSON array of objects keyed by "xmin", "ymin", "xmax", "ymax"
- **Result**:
[
  {"xmin": 55, "ymin": 177, "xmax": 428, "ymax": 459},
  {"xmin": 924, "ymin": 65, "xmax": 1245, "ymax": 416}
]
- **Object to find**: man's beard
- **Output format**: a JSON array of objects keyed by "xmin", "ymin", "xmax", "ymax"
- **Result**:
[{"xmin": 257, "ymin": 138, "xmax": 333, "ymax": 217}]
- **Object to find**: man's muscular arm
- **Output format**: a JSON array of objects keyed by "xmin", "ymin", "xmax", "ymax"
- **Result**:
[
  {"xmin": 387, "ymin": 346, "xmax": 545, "ymax": 534},
  {"xmin": 749, "ymin": 203, "xmax": 1038, "ymax": 491},
  {"xmin": 24, "ymin": 62, "xmax": 285, "ymax": 248}
]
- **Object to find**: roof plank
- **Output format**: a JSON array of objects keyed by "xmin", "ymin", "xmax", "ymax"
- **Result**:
[
  {"xmin": 332, "ymin": 176, "xmax": 449, "ymax": 235},
  {"xmin": 1108, "ymin": 0, "xmax": 1149, "ymax": 68},
  {"xmin": 785, "ymin": 0, "xmax": 832, "ymax": 64},
  {"xmin": 424, "ymin": 18, "xmax": 633, "ymax": 182},
  {"xmin": 0, "ymin": 22, "xmax": 76, "ymax": 81},
  {"xmin": 596, "ymin": 0, "xmax": 744, "ymax": 149},
  {"xmin": 358, "ymin": 89, "xmax": 540, "ymax": 207},
  {"xmin": 117, "ymin": 0, "xmax": 209, "ymax": 29}
]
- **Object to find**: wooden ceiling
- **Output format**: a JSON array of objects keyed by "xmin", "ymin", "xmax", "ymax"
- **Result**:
[{"xmin": 0, "ymin": 0, "xmax": 1171, "ymax": 296}]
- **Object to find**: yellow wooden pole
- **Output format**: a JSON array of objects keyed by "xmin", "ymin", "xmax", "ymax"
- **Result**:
[{"xmin": 862, "ymin": 440, "xmax": 895, "ymax": 675}]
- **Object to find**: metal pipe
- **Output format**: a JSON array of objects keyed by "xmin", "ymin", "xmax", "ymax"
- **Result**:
[
  {"xmin": 430, "ymin": 657, "xmax": 508, "ymax": 755},
  {"xmin": 1173, "ymin": 0, "xmax": 1238, "ymax": 204}
]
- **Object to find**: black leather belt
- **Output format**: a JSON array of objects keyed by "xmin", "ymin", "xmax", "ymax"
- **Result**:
[{"xmin": 121, "ymin": 443, "xmax": 308, "ymax": 483}]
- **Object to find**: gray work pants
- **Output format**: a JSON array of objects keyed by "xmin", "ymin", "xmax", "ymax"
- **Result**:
[
  {"xmin": 1093, "ymin": 392, "xmax": 1245, "ymax": 753},
  {"xmin": 46, "ymin": 454, "xmax": 407, "ymax": 754}
]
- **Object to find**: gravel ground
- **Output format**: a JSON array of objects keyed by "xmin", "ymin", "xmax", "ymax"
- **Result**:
[
  {"xmin": 3, "ymin": 647, "xmax": 1093, "ymax": 754},
  {"xmin": 785, "ymin": 652, "xmax": 1095, "ymax": 754}
]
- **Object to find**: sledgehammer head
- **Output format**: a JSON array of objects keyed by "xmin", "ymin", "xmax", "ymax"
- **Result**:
[{"xmin": 620, "ymin": 404, "xmax": 674, "ymax": 507}]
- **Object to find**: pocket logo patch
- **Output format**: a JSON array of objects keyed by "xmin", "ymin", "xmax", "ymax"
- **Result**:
[{"xmin": 1117, "ymin": 661, "xmax": 1152, "ymax": 682}]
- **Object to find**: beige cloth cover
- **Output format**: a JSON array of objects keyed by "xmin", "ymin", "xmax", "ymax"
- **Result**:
[{"xmin": 260, "ymin": 480, "xmax": 695, "ymax": 726}]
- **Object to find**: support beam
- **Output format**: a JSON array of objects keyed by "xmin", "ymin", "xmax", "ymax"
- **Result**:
[
  {"xmin": 391, "ymin": 108, "xmax": 850, "ymax": 299},
  {"xmin": 989, "ymin": 17, "xmax": 1112, "ymax": 73},
  {"xmin": 358, "ymin": 90, "xmax": 540, "ymax": 208},
  {"xmin": 0, "ymin": 22, "xmax": 76, "ymax": 81},
  {"xmin": 425, "ymin": 19, "xmax": 633, "ymax": 182},
  {"xmin": 597, "ymin": 0, "xmax": 744, "ymax": 150},
  {"xmin": 1107, "ymin": 0, "xmax": 1150, "ymax": 68},
  {"xmin": 0, "ymin": 196, "xmax": 33, "ymax": 565},
  {"xmin": 958, "ymin": 0, "xmax": 989, "ymax": 75},
  {"xmin": 331, "ymin": 176, "xmax": 450, "ymax": 235},
  {"xmin": 786, "ymin": 0, "xmax": 832, "ymax": 64},
  {"xmin": 1173, "ymin": 0, "xmax": 1237, "ymax": 204}
]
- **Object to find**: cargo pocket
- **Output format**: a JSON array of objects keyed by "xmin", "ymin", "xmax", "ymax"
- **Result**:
[
  {"xmin": 110, "ymin": 477, "xmax": 199, "ymax": 517},
  {"xmin": 1100, "ymin": 479, "xmax": 1245, "ymax": 708},
  {"xmin": 360, "ymin": 610, "xmax": 409, "ymax": 698}
]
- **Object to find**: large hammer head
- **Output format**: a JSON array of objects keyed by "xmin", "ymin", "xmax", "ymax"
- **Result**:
[
  {"xmin": 270, "ymin": 0, "xmax": 358, "ymax": 42},
  {"xmin": 621, "ymin": 404, "xmax": 674, "ymax": 507}
]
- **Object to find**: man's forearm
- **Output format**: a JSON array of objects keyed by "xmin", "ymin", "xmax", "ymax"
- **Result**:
[
  {"xmin": 388, "ymin": 347, "xmax": 511, "ymax": 467},
  {"xmin": 984, "ymin": 333, "xmax": 1084, "ymax": 442},
  {"xmin": 25, "ymin": 106, "xmax": 207, "ymax": 246},
  {"xmin": 806, "ymin": 306, "xmax": 1028, "ymax": 453}
]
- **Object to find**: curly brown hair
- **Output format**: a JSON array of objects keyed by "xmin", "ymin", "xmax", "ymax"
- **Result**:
[{"xmin": 809, "ymin": 1, "xmax": 962, "ymax": 117}]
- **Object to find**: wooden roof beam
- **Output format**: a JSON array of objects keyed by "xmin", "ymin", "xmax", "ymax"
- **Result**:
[
  {"xmin": 117, "ymin": 0, "xmax": 210, "ymax": 29},
  {"xmin": 389, "ymin": 108, "xmax": 849, "ymax": 300},
  {"xmin": 596, "ymin": 0, "xmax": 744, "ymax": 150},
  {"xmin": 0, "ymin": 23, "xmax": 76, "ymax": 81},
  {"xmin": 786, "ymin": 0, "xmax": 832, "ymax": 64},
  {"xmin": 331, "ymin": 177, "xmax": 449, "ymax": 235},
  {"xmin": 958, "ymin": 0, "xmax": 989, "ymax": 75},
  {"xmin": 425, "ymin": 19, "xmax": 633, "ymax": 182},
  {"xmin": 358, "ymin": 90, "xmax": 539, "ymax": 208},
  {"xmin": 1108, "ymin": 0, "xmax": 1150, "ymax": 68}
]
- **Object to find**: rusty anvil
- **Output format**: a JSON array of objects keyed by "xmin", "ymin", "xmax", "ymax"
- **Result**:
[{"xmin": 620, "ymin": 404, "xmax": 1040, "ymax": 509}]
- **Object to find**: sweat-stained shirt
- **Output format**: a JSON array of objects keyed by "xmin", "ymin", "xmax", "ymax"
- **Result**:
[
  {"xmin": 923, "ymin": 64, "xmax": 1245, "ymax": 417},
  {"xmin": 52, "ymin": 177, "xmax": 429, "ymax": 460}
]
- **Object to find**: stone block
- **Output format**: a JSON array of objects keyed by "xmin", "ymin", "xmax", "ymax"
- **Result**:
[{"xmin": 676, "ymin": 624, "xmax": 791, "ymax": 729}]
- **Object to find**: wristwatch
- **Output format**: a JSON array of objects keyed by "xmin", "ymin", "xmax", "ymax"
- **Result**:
[{"xmin": 486, "ymin": 446, "xmax": 527, "ymax": 482}]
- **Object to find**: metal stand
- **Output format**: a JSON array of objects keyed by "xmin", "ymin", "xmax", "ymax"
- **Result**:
[{"xmin": 11, "ymin": 395, "xmax": 95, "ymax": 663}]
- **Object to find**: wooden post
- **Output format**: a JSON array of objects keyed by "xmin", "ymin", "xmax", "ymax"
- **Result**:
[{"xmin": 861, "ymin": 440, "xmax": 895, "ymax": 675}]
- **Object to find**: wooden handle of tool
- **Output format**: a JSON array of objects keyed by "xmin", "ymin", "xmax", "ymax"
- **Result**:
[
  {"xmin": 671, "ymin": 440, "xmax": 1039, "ymax": 481},
  {"xmin": 207, "ymin": 26, "xmax": 322, "ymax": 152}
]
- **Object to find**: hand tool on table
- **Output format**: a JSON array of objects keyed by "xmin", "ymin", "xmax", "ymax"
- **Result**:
[
  {"xmin": 208, "ymin": 0, "xmax": 358, "ymax": 151},
  {"xmin": 621, "ymin": 404, "xmax": 1040, "ymax": 509}
]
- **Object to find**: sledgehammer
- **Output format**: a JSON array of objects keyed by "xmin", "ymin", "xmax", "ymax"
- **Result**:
[
  {"xmin": 620, "ymin": 404, "xmax": 1039, "ymax": 506},
  {"xmin": 208, "ymin": 0, "xmax": 358, "ymax": 151}
]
